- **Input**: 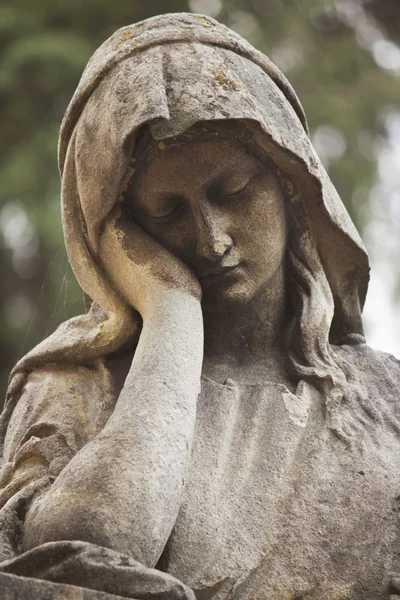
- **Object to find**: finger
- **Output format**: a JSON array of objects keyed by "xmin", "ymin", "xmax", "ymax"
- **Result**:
[
  {"xmin": 99, "ymin": 205, "xmax": 145, "ymax": 308},
  {"xmin": 103, "ymin": 203, "xmax": 165, "ymax": 267}
]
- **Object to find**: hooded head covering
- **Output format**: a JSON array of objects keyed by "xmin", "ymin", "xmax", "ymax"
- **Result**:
[{"xmin": 2, "ymin": 13, "xmax": 369, "ymax": 429}]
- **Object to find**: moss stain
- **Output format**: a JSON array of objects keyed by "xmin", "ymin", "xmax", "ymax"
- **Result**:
[
  {"xmin": 196, "ymin": 16, "xmax": 212, "ymax": 27},
  {"xmin": 215, "ymin": 70, "xmax": 241, "ymax": 91}
]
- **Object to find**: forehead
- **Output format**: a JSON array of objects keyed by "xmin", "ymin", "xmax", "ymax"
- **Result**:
[{"xmin": 131, "ymin": 137, "xmax": 263, "ymax": 194}]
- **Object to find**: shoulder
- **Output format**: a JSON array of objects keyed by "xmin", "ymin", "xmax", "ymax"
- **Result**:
[
  {"xmin": 11, "ymin": 362, "xmax": 117, "ymax": 424},
  {"xmin": 333, "ymin": 342, "xmax": 400, "ymax": 386},
  {"xmin": 332, "ymin": 342, "xmax": 400, "ymax": 426},
  {"xmin": 22, "ymin": 361, "xmax": 116, "ymax": 401},
  {"xmin": 330, "ymin": 342, "xmax": 400, "ymax": 445},
  {"xmin": 2, "ymin": 361, "xmax": 118, "ymax": 462}
]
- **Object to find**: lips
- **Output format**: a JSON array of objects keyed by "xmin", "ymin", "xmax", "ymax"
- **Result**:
[
  {"xmin": 199, "ymin": 264, "xmax": 238, "ymax": 278},
  {"xmin": 198, "ymin": 264, "xmax": 240, "ymax": 286}
]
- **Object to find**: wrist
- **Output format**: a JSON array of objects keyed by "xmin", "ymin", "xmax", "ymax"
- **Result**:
[{"xmin": 142, "ymin": 289, "xmax": 202, "ymax": 323}]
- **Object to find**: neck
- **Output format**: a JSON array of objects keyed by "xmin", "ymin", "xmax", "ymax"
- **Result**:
[{"xmin": 202, "ymin": 265, "xmax": 289, "ymax": 366}]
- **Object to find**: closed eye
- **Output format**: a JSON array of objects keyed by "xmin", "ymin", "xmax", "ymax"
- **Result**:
[
  {"xmin": 216, "ymin": 172, "xmax": 259, "ymax": 198},
  {"xmin": 223, "ymin": 178, "xmax": 252, "ymax": 196},
  {"xmin": 146, "ymin": 197, "xmax": 184, "ymax": 221}
]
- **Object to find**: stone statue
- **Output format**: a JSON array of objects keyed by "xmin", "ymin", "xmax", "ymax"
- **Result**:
[{"xmin": 1, "ymin": 13, "xmax": 400, "ymax": 600}]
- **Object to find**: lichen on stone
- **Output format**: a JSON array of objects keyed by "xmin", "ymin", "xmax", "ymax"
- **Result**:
[{"xmin": 215, "ymin": 70, "xmax": 241, "ymax": 91}]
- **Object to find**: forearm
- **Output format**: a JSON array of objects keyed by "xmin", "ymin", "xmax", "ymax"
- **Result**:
[
  {"xmin": 115, "ymin": 290, "xmax": 203, "ymax": 418},
  {"xmin": 23, "ymin": 292, "xmax": 203, "ymax": 565}
]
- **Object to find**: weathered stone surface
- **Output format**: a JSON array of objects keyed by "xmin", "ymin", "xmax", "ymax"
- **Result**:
[
  {"xmin": 0, "ymin": 572, "xmax": 129, "ymax": 600},
  {"xmin": 0, "ymin": 11, "xmax": 399, "ymax": 600}
]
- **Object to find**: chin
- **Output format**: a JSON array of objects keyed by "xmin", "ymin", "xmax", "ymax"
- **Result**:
[{"xmin": 201, "ymin": 281, "xmax": 257, "ymax": 313}]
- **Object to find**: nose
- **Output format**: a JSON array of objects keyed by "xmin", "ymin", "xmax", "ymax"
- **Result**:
[{"xmin": 194, "ymin": 203, "xmax": 233, "ymax": 262}]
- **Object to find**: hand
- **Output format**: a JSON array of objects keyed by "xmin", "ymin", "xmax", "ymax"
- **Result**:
[{"xmin": 98, "ymin": 203, "xmax": 201, "ymax": 317}]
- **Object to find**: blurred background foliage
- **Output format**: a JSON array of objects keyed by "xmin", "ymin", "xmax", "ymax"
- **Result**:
[{"xmin": 1, "ymin": 0, "xmax": 399, "ymax": 398}]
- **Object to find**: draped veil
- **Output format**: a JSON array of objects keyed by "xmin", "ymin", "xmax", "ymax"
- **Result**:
[{"xmin": 0, "ymin": 12, "xmax": 370, "ymax": 455}]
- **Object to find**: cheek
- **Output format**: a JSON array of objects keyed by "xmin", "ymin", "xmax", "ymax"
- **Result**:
[
  {"xmin": 260, "ymin": 205, "xmax": 287, "ymax": 260},
  {"xmin": 142, "ymin": 220, "xmax": 194, "ymax": 263},
  {"xmin": 233, "ymin": 192, "xmax": 287, "ymax": 270}
]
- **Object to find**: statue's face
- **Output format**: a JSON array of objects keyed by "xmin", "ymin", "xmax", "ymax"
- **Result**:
[{"xmin": 127, "ymin": 137, "xmax": 287, "ymax": 311}]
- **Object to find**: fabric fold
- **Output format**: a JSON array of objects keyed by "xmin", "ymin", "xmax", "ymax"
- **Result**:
[{"xmin": 0, "ymin": 540, "xmax": 195, "ymax": 599}]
